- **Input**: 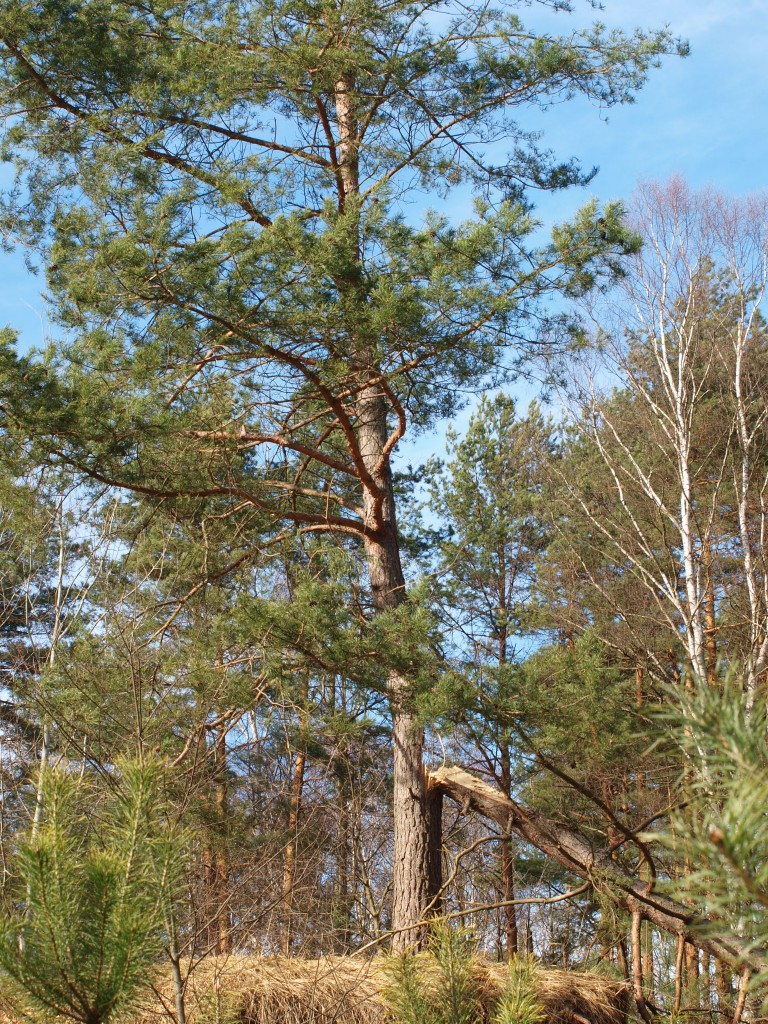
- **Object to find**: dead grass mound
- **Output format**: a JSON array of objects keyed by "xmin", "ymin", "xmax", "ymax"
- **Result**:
[{"xmin": 135, "ymin": 955, "xmax": 628, "ymax": 1024}]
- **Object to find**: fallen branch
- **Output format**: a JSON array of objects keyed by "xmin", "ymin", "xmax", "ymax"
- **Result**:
[{"xmin": 428, "ymin": 765, "xmax": 763, "ymax": 973}]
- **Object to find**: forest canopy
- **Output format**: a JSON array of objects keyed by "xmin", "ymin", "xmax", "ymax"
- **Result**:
[{"xmin": 0, "ymin": 2, "xmax": 763, "ymax": 1023}]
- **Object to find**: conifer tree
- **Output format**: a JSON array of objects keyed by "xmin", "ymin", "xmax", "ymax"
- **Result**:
[
  {"xmin": 428, "ymin": 394, "xmax": 555, "ymax": 957},
  {"xmin": 0, "ymin": 0, "xmax": 682, "ymax": 943},
  {"xmin": 0, "ymin": 760, "xmax": 184, "ymax": 1024}
]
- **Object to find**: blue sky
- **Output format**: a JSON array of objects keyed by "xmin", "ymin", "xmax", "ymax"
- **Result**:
[
  {"xmin": 525, "ymin": 0, "xmax": 768, "ymax": 214},
  {"xmin": 399, "ymin": 0, "xmax": 768, "ymax": 459},
  {"xmin": 1, "ymin": 0, "xmax": 766, "ymax": 363}
]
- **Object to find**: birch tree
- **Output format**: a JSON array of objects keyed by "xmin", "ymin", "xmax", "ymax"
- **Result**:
[{"xmin": 560, "ymin": 178, "xmax": 768, "ymax": 690}]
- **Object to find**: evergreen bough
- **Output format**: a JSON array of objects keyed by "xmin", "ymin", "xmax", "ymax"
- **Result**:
[
  {"xmin": 0, "ymin": 759, "xmax": 184, "ymax": 1024},
  {"xmin": 657, "ymin": 676, "xmax": 768, "ymax": 993},
  {"xmin": 385, "ymin": 922, "xmax": 545, "ymax": 1024}
]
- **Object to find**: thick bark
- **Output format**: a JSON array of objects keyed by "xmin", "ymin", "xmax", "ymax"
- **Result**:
[
  {"xmin": 429, "ymin": 765, "xmax": 765, "ymax": 972},
  {"xmin": 332, "ymin": 66, "xmax": 430, "ymax": 947},
  {"xmin": 358, "ymin": 386, "xmax": 429, "ymax": 948},
  {"xmin": 390, "ymin": 700, "xmax": 429, "ymax": 947}
]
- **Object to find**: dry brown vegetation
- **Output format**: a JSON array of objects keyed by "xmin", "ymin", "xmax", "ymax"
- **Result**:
[{"xmin": 130, "ymin": 955, "xmax": 628, "ymax": 1024}]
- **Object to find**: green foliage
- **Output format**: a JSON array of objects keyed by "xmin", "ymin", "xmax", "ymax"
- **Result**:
[
  {"xmin": 385, "ymin": 950, "xmax": 440, "ymax": 1024},
  {"xmin": 492, "ymin": 956, "xmax": 545, "ymax": 1024},
  {"xmin": 0, "ymin": 0, "xmax": 679, "ymax": 520},
  {"xmin": 385, "ymin": 924, "xmax": 546, "ymax": 1024},
  {"xmin": 384, "ymin": 923, "xmax": 480, "ymax": 1024},
  {"xmin": 520, "ymin": 633, "xmax": 640, "ymax": 774},
  {"xmin": 655, "ymin": 676, "xmax": 768, "ymax": 983},
  {"xmin": 0, "ymin": 759, "xmax": 185, "ymax": 1024},
  {"xmin": 431, "ymin": 924, "xmax": 482, "ymax": 1024}
]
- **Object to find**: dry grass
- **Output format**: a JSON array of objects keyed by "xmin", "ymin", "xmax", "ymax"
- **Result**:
[{"xmin": 132, "ymin": 954, "xmax": 628, "ymax": 1024}]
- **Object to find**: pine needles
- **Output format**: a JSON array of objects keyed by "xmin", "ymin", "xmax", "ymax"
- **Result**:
[
  {"xmin": 0, "ymin": 759, "xmax": 185, "ymax": 1024},
  {"xmin": 384, "ymin": 923, "xmax": 546, "ymax": 1024}
]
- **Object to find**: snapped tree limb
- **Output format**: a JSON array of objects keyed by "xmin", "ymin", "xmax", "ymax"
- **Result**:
[{"xmin": 429, "ymin": 765, "xmax": 762, "ymax": 972}]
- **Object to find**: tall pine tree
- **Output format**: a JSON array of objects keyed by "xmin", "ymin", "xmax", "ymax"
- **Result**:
[{"xmin": 0, "ymin": 0, "xmax": 680, "ymax": 943}]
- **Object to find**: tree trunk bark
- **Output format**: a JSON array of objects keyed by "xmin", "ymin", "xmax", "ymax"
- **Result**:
[
  {"xmin": 631, "ymin": 911, "xmax": 653, "ymax": 1023},
  {"xmin": 426, "ymin": 781, "xmax": 444, "ymax": 914},
  {"xmin": 704, "ymin": 536, "xmax": 718, "ymax": 687},
  {"xmin": 332, "ymin": 66, "xmax": 430, "ymax": 948},
  {"xmin": 282, "ymin": 677, "xmax": 308, "ymax": 955},
  {"xmin": 213, "ymin": 724, "xmax": 231, "ymax": 954},
  {"xmin": 202, "ymin": 720, "xmax": 231, "ymax": 956},
  {"xmin": 685, "ymin": 942, "xmax": 700, "ymax": 1010},
  {"xmin": 673, "ymin": 933, "xmax": 685, "ymax": 1014},
  {"xmin": 357, "ymin": 386, "xmax": 429, "ymax": 948},
  {"xmin": 499, "ymin": 744, "xmax": 518, "ymax": 960}
]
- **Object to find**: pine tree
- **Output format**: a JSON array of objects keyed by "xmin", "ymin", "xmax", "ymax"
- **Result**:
[
  {"xmin": 0, "ymin": 760, "xmax": 185, "ymax": 1024},
  {"xmin": 0, "ymin": 0, "xmax": 681, "ymax": 943},
  {"xmin": 427, "ymin": 394, "xmax": 555, "ymax": 958}
]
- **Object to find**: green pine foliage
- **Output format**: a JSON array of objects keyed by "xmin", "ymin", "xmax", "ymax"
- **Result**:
[
  {"xmin": 384, "ymin": 950, "xmax": 440, "ymax": 1024},
  {"xmin": 655, "ymin": 678, "xmax": 768, "ymax": 986},
  {"xmin": 385, "ymin": 923, "xmax": 480, "ymax": 1024},
  {"xmin": 492, "ymin": 956, "xmax": 546, "ymax": 1024},
  {"xmin": 385, "ymin": 924, "xmax": 546, "ymax": 1024},
  {"xmin": 0, "ymin": 760, "xmax": 185, "ymax": 1024}
]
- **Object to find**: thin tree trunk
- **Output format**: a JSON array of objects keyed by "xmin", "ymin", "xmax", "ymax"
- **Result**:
[
  {"xmin": 685, "ymin": 940, "xmax": 700, "ymax": 1010},
  {"xmin": 499, "ymin": 744, "xmax": 518, "ymax": 960},
  {"xmin": 631, "ymin": 912, "xmax": 653, "ymax": 1023},
  {"xmin": 168, "ymin": 927, "xmax": 187, "ymax": 1024},
  {"xmin": 673, "ymin": 933, "xmax": 685, "ymax": 1014},
  {"xmin": 704, "ymin": 536, "xmax": 718, "ymax": 687},
  {"xmin": 717, "ymin": 961, "xmax": 734, "ymax": 1016},
  {"xmin": 335, "ymin": 749, "xmax": 353, "ymax": 952},
  {"xmin": 731, "ymin": 969, "xmax": 750, "ymax": 1024},
  {"xmin": 426, "ymin": 782, "xmax": 444, "ymax": 914},
  {"xmin": 213, "ymin": 724, "xmax": 231, "ymax": 954},
  {"xmin": 282, "ymin": 675, "xmax": 309, "ymax": 955},
  {"xmin": 642, "ymin": 919, "xmax": 654, "ymax": 1006}
]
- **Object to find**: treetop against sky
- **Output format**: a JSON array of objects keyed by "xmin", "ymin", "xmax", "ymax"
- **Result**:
[{"xmin": 0, "ymin": 0, "xmax": 765, "ymax": 359}]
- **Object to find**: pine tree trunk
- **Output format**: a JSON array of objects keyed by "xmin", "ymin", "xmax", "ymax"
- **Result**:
[
  {"xmin": 426, "ymin": 783, "xmax": 444, "ymax": 913},
  {"xmin": 642, "ymin": 919, "xmax": 654, "ymax": 1004},
  {"xmin": 354, "ymin": 381, "xmax": 429, "ymax": 948},
  {"xmin": 213, "ymin": 724, "xmax": 231, "ymax": 954},
  {"xmin": 282, "ymin": 678, "xmax": 308, "ymax": 955},
  {"xmin": 334, "ymin": 750, "xmax": 353, "ymax": 952},
  {"xmin": 685, "ymin": 942, "xmax": 701, "ymax": 1010},
  {"xmin": 717, "ymin": 961, "xmax": 734, "ymax": 1016},
  {"xmin": 332, "ymin": 67, "xmax": 430, "ymax": 947},
  {"xmin": 704, "ymin": 536, "xmax": 718, "ymax": 686},
  {"xmin": 390, "ymin": 700, "xmax": 429, "ymax": 947},
  {"xmin": 499, "ymin": 745, "xmax": 518, "ymax": 960}
]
